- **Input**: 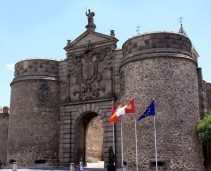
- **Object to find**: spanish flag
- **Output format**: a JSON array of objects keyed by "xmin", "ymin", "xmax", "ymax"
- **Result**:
[{"xmin": 108, "ymin": 102, "xmax": 122, "ymax": 123}]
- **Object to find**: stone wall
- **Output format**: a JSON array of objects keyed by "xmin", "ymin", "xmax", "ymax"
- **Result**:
[
  {"xmin": 203, "ymin": 81, "xmax": 211, "ymax": 170},
  {"xmin": 8, "ymin": 58, "xmax": 61, "ymax": 166},
  {"xmin": 8, "ymin": 80, "xmax": 60, "ymax": 166},
  {"xmin": 122, "ymin": 32, "xmax": 192, "ymax": 60},
  {"xmin": 112, "ymin": 49, "xmax": 124, "ymax": 167},
  {"xmin": 14, "ymin": 59, "xmax": 59, "ymax": 78},
  {"xmin": 120, "ymin": 32, "xmax": 203, "ymax": 171},
  {"xmin": 86, "ymin": 116, "xmax": 103, "ymax": 160},
  {"xmin": 198, "ymin": 68, "xmax": 205, "ymax": 119},
  {"xmin": 0, "ymin": 107, "xmax": 9, "ymax": 165},
  {"xmin": 7, "ymin": 27, "xmax": 208, "ymax": 170},
  {"xmin": 58, "ymin": 60, "xmax": 67, "ymax": 103},
  {"xmin": 58, "ymin": 30, "xmax": 123, "ymax": 168},
  {"xmin": 204, "ymin": 82, "xmax": 211, "ymax": 113}
]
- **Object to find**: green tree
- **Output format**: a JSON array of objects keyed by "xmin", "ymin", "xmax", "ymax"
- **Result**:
[{"xmin": 197, "ymin": 111, "xmax": 211, "ymax": 147}]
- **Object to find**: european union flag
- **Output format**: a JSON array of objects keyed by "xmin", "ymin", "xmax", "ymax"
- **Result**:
[{"xmin": 138, "ymin": 100, "xmax": 155, "ymax": 121}]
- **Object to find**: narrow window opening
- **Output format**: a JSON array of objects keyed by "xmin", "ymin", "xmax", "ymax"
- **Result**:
[
  {"xmin": 34, "ymin": 159, "xmax": 47, "ymax": 165},
  {"xmin": 149, "ymin": 161, "xmax": 167, "ymax": 169},
  {"xmin": 9, "ymin": 159, "xmax": 16, "ymax": 165}
]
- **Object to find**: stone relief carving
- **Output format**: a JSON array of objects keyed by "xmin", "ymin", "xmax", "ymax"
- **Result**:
[
  {"xmin": 67, "ymin": 46, "xmax": 113, "ymax": 100},
  {"xmin": 36, "ymin": 82, "xmax": 52, "ymax": 106}
]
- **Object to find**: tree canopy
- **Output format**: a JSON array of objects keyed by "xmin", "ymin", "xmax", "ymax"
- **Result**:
[{"xmin": 197, "ymin": 111, "xmax": 211, "ymax": 147}]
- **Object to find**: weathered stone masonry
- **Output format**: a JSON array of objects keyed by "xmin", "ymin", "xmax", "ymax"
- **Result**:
[
  {"xmin": 0, "ymin": 106, "xmax": 9, "ymax": 165},
  {"xmin": 3, "ymin": 14, "xmax": 211, "ymax": 170},
  {"xmin": 120, "ymin": 32, "xmax": 203, "ymax": 171},
  {"xmin": 8, "ymin": 59, "xmax": 60, "ymax": 166}
]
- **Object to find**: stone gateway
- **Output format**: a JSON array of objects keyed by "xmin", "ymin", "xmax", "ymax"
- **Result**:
[{"xmin": 2, "ymin": 10, "xmax": 211, "ymax": 171}]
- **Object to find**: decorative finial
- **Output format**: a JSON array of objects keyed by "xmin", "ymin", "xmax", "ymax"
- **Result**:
[
  {"xmin": 110, "ymin": 30, "xmax": 115, "ymax": 37},
  {"xmin": 85, "ymin": 9, "xmax": 96, "ymax": 31},
  {"xmin": 136, "ymin": 25, "xmax": 141, "ymax": 34},
  {"xmin": 178, "ymin": 16, "xmax": 184, "ymax": 25},
  {"xmin": 67, "ymin": 40, "xmax": 71, "ymax": 45},
  {"xmin": 178, "ymin": 16, "xmax": 186, "ymax": 35}
]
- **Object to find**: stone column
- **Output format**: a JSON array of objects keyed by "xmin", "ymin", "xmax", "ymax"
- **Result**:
[
  {"xmin": 107, "ymin": 67, "xmax": 115, "ymax": 98},
  {"xmin": 13, "ymin": 162, "xmax": 17, "ymax": 171},
  {"xmin": 65, "ymin": 73, "xmax": 71, "ymax": 102}
]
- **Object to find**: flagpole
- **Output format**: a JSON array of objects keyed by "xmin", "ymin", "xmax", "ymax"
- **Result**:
[
  {"xmin": 113, "ymin": 123, "xmax": 115, "ymax": 156},
  {"xmin": 134, "ymin": 118, "xmax": 138, "ymax": 171},
  {"xmin": 154, "ymin": 114, "xmax": 158, "ymax": 171},
  {"xmin": 121, "ymin": 118, "xmax": 124, "ymax": 167}
]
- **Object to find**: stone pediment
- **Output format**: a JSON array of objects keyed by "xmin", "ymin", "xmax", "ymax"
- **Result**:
[{"xmin": 64, "ymin": 30, "xmax": 118, "ymax": 51}]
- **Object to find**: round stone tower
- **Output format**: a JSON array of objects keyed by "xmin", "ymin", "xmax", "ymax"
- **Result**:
[
  {"xmin": 8, "ymin": 58, "xmax": 61, "ymax": 166},
  {"xmin": 120, "ymin": 32, "xmax": 203, "ymax": 170}
]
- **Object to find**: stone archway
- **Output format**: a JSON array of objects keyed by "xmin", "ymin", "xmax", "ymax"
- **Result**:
[
  {"xmin": 75, "ymin": 112, "xmax": 104, "ymax": 166},
  {"xmin": 60, "ymin": 101, "xmax": 122, "ymax": 167}
]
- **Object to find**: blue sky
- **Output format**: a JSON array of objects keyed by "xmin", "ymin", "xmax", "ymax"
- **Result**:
[{"xmin": 1, "ymin": 0, "xmax": 211, "ymax": 107}]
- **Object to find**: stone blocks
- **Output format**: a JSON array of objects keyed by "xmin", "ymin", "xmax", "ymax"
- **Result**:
[
  {"xmin": 8, "ymin": 79, "xmax": 60, "ymax": 166},
  {"xmin": 0, "ymin": 112, "xmax": 9, "ymax": 165},
  {"xmin": 6, "ymin": 25, "xmax": 208, "ymax": 171},
  {"xmin": 120, "ymin": 32, "xmax": 203, "ymax": 170},
  {"xmin": 122, "ymin": 32, "xmax": 192, "ymax": 58},
  {"xmin": 14, "ymin": 59, "xmax": 59, "ymax": 78}
]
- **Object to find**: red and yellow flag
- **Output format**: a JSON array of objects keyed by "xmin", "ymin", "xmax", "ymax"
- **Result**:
[
  {"xmin": 108, "ymin": 102, "xmax": 122, "ymax": 123},
  {"xmin": 125, "ymin": 99, "xmax": 135, "ymax": 114},
  {"xmin": 116, "ymin": 99, "xmax": 136, "ymax": 117}
]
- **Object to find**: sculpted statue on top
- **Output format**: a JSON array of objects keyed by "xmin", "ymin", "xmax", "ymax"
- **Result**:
[{"xmin": 85, "ymin": 9, "xmax": 95, "ymax": 25}]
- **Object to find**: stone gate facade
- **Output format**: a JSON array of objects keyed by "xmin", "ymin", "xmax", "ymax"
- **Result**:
[
  {"xmin": 0, "ymin": 106, "xmax": 9, "ymax": 165},
  {"xmin": 2, "ymin": 10, "xmax": 211, "ymax": 170}
]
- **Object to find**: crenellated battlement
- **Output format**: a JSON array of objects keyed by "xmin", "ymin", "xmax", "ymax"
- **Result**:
[
  {"xmin": 122, "ymin": 32, "xmax": 192, "ymax": 59},
  {"xmin": 11, "ymin": 58, "xmax": 62, "ymax": 84}
]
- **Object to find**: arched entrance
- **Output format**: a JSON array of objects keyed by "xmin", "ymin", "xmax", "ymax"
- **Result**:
[
  {"xmin": 60, "ymin": 101, "xmax": 121, "ymax": 167},
  {"xmin": 86, "ymin": 116, "xmax": 104, "ymax": 162},
  {"xmin": 75, "ymin": 112, "xmax": 104, "ymax": 166}
]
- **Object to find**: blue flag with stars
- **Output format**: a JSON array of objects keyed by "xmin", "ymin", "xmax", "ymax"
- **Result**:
[{"xmin": 138, "ymin": 100, "xmax": 155, "ymax": 121}]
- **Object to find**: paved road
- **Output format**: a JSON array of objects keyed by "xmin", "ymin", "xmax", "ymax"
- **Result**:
[
  {"xmin": 0, "ymin": 168, "xmax": 107, "ymax": 171},
  {"xmin": 0, "ymin": 161, "xmax": 107, "ymax": 171},
  {"xmin": 0, "ymin": 168, "xmax": 106, "ymax": 171}
]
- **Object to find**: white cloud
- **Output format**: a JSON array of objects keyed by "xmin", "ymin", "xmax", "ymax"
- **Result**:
[{"xmin": 6, "ymin": 63, "xmax": 15, "ymax": 71}]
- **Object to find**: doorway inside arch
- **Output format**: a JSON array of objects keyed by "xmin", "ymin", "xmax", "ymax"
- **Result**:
[{"xmin": 76, "ymin": 113, "xmax": 104, "ymax": 168}]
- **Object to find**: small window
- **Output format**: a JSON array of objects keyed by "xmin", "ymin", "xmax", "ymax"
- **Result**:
[
  {"xmin": 9, "ymin": 159, "xmax": 16, "ymax": 165},
  {"xmin": 151, "ymin": 161, "xmax": 165, "ymax": 167},
  {"xmin": 34, "ymin": 159, "xmax": 47, "ymax": 164},
  {"xmin": 149, "ymin": 160, "xmax": 167, "ymax": 170}
]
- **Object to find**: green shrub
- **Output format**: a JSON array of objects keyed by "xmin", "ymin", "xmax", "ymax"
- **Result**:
[
  {"xmin": 108, "ymin": 146, "xmax": 115, "ymax": 165},
  {"xmin": 197, "ymin": 111, "xmax": 211, "ymax": 147}
]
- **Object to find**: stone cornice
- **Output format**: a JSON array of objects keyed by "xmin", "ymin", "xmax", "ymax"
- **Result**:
[
  {"xmin": 10, "ymin": 75, "xmax": 61, "ymax": 85},
  {"xmin": 64, "ymin": 30, "xmax": 118, "ymax": 51},
  {"xmin": 120, "ymin": 48, "xmax": 197, "ymax": 70},
  {"xmin": 63, "ymin": 97, "xmax": 115, "ymax": 106},
  {"xmin": 123, "ymin": 31, "xmax": 190, "ymax": 47}
]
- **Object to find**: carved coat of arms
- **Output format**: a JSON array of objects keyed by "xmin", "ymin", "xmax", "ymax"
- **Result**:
[
  {"xmin": 36, "ymin": 82, "xmax": 52, "ymax": 106},
  {"xmin": 67, "ymin": 46, "xmax": 113, "ymax": 101}
]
